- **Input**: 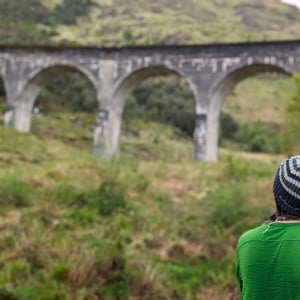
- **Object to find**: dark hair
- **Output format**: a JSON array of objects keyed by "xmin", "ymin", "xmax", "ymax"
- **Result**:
[{"xmin": 269, "ymin": 203, "xmax": 300, "ymax": 221}]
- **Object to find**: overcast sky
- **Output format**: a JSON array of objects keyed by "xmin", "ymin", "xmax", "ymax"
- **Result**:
[{"xmin": 281, "ymin": 0, "xmax": 300, "ymax": 8}]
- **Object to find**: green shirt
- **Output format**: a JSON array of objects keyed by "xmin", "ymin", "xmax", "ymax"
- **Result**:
[{"xmin": 236, "ymin": 222, "xmax": 300, "ymax": 300}]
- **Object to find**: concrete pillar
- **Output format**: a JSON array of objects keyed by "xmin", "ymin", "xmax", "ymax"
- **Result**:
[
  {"xmin": 14, "ymin": 85, "xmax": 40, "ymax": 132},
  {"xmin": 93, "ymin": 106, "xmax": 123, "ymax": 159},
  {"xmin": 2, "ymin": 76, "xmax": 20, "ymax": 128},
  {"xmin": 189, "ymin": 76, "xmax": 213, "ymax": 161},
  {"xmin": 206, "ymin": 95, "xmax": 221, "ymax": 162},
  {"xmin": 206, "ymin": 78, "xmax": 235, "ymax": 162},
  {"xmin": 93, "ymin": 109, "xmax": 109, "ymax": 157},
  {"xmin": 194, "ymin": 113, "xmax": 208, "ymax": 161},
  {"xmin": 3, "ymin": 91, "xmax": 17, "ymax": 128},
  {"xmin": 93, "ymin": 59, "xmax": 122, "ymax": 159},
  {"xmin": 14, "ymin": 100, "xmax": 33, "ymax": 132}
]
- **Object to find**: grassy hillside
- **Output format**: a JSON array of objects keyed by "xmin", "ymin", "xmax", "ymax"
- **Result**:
[
  {"xmin": 0, "ymin": 1, "xmax": 298, "ymax": 298},
  {"xmin": 57, "ymin": 0, "xmax": 300, "ymax": 46},
  {"xmin": 0, "ymin": 113, "xmax": 284, "ymax": 299},
  {"xmin": 0, "ymin": 0, "xmax": 299, "ymax": 46},
  {"xmin": 223, "ymin": 75, "xmax": 293, "ymax": 125}
]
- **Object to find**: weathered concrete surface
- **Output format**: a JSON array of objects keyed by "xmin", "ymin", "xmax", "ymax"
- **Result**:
[{"xmin": 0, "ymin": 40, "xmax": 299, "ymax": 161}]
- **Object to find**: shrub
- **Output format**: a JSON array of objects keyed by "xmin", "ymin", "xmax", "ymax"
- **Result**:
[
  {"xmin": 0, "ymin": 175, "xmax": 33, "ymax": 207},
  {"xmin": 69, "ymin": 206, "xmax": 99, "ymax": 225},
  {"xmin": 54, "ymin": 0, "xmax": 94, "ymax": 25},
  {"xmin": 50, "ymin": 261, "xmax": 69, "ymax": 282},
  {"xmin": 219, "ymin": 112, "xmax": 238, "ymax": 140},
  {"xmin": 38, "ymin": 73, "xmax": 98, "ymax": 114},
  {"xmin": 47, "ymin": 184, "xmax": 82, "ymax": 206},
  {"xmin": 234, "ymin": 123, "xmax": 281, "ymax": 153},
  {"xmin": 69, "ymin": 178, "xmax": 127, "ymax": 218},
  {"xmin": 15, "ymin": 280, "xmax": 66, "ymax": 300},
  {"xmin": 0, "ymin": 0, "xmax": 50, "ymax": 24},
  {"xmin": 96, "ymin": 178, "xmax": 127, "ymax": 217},
  {"xmin": 124, "ymin": 77, "xmax": 195, "ymax": 136},
  {"xmin": 5, "ymin": 260, "xmax": 31, "ymax": 284},
  {"xmin": 0, "ymin": 287, "xmax": 18, "ymax": 300}
]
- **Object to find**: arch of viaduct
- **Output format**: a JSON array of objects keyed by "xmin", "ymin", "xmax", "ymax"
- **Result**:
[{"xmin": 0, "ymin": 40, "xmax": 300, "ymax": 161}]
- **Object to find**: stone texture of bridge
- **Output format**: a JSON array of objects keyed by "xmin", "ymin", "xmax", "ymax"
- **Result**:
[{"xmin": 0, "ymin": 40, "xmax": 300, "ymax": 161}]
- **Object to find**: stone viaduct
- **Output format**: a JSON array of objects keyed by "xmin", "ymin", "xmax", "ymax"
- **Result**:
[{"xmin": 0, "ymin": 40, "xmax": 300, "ymax": 161}]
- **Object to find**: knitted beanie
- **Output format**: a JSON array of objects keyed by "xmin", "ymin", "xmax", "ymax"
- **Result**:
[{"xmin": 273, "ymin": 155, "xmax": 300, "ymax": 217}]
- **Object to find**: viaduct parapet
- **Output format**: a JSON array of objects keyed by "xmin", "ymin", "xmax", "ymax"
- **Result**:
[{"xmin": 0, "ymin": 40, "xmax": 300, "ymax": 161}]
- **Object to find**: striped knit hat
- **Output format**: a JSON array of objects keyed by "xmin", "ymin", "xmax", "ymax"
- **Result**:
[{"xmin": 273, "ymin": 155, "xmax": 300, "ymax": 217}]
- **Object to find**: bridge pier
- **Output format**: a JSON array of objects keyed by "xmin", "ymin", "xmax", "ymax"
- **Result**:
[
  {"xmin": 14, "ymin": 85, "xmax": 39, "ymax": 132},
  {"xmin": 93, "ymin": 107, "xmax": 122, "ymax": 159},
  {"xmin": 194, "ymin": 114, "xmax": 207, "ymax": 161}
]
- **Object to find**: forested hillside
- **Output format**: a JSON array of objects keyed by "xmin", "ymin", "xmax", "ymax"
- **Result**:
[{"xmin": 0, "ymin": 0, "xmax": 299, "ymax": 46}]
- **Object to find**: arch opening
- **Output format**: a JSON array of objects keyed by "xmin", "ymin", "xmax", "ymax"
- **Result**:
[
  {"xmin": 209, "ymin": 63, "xmax": 292, "ymax": 160},
  {"xmin": 24, "ymin": 66, "xmax": 98, "ymax": 151},
  {"xmin": 116, "ymin": 66, "xmax": 197, "ymax": 162}
]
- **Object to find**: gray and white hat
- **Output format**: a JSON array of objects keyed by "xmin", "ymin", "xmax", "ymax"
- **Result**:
[{"xmin": 273, "ymin": 155, "xmax": 300, "ymax": 217}]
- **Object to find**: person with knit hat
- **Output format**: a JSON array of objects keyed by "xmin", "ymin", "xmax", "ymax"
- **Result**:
[{"xmin": 236, "ymin": 155, "xmax": 300, "ymax": 299}]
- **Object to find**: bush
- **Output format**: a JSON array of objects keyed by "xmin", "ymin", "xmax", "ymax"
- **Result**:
[
  {"xmin": 15, "ymin": 280, "xmax": 66, "ymax": 300},
  {"xmin": 70, "ymin": 178, "xmax": 127, "ymax": 218},
  {"xmin": 96, "ymin": 178, "xmax": 127, "ymax": 216},
  {"xmin": 46, "ymin": 184, "xmax": 81, "ymax": 206},
  {"xmin": 0, "ymin": 0, "xmax": 50, "ymax": 24},
  {"xmin": 124, "ymin": 77, "xmax": 195, "ymax": 136},
  {"xmin": 38, "ymin": 73, "xmax": 98, "ymax": 113},
  {"xmin": 219, "ymin": 111, "xmax": 283, "ymax": 154},
  {"xmin": 54, "ymin": 0, "xmax": 94, "ymax": 25},
  {"xmin": 0, "ymin": 175, "xmax": 33, "ymax": 207},
  {"xmin": 234, "ymin": 122, "xmax": 281, "ymax": 153},
  {"xmin": 50, "ymin": 261, "xmax": 68, "ymax": 282},
  {"xmin": 219, "ymin": 112, "xmax": 238, "ymax": 140},
  {"xmin": 0, "ymin": 287, "xmax": 18, "ymax": 300},
  {"xmin": 5, "ymin": 260, "xmax": 31, "ymax": 284}
]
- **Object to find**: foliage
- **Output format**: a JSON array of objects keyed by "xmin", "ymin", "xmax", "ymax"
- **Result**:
[
  {"xmin": 0, "ymin": 175, "xmax": 33, "ymax": 207},
  {"xmin": 69, "ymin": 177, "xmax": 127, "ymax": 219},
  {"xmin": 219, "ymin": 112, "xmax": 239, "ymax": 140},
  {"xmin": 0, "ymin": 287, "xmax": 18, "ymax": 300},
  {"xmin": 0, "ymin": 0, "xmax": 50, "ymax": 24},
  {"xmin": 38, "ymin": 73, "xmax": 98, "ymax": 113},
  {"xmin": 283, "ymin": 73, "xmax": 300, "ymax": 153},
  {"xmin": 15, "ymin": 280, "xmax": 67, "ymax": 300},
  {"xmin": 234, "ymin": 122, "xmax": 281, "ymax": 153},
  {"xmin": 125, "ymin": 77, "xmax": 195, "ymax": 136},
  {"xmin": 219, "ymin": 109, "xmax": 282, "ymax": 154},
  {"xmin": 54, "ymin": 0, "xmax": 95, "ymax": 25}
]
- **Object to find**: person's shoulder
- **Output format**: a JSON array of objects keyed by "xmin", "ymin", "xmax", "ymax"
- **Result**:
[{"xmin": 237, "ymin": 223, "xmax": 267, "ymax": 247}]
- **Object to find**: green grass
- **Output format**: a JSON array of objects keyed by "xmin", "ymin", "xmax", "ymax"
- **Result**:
[{"xmin": 223, "ymin": 76, "xmax": 293, "ymax": 126}]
